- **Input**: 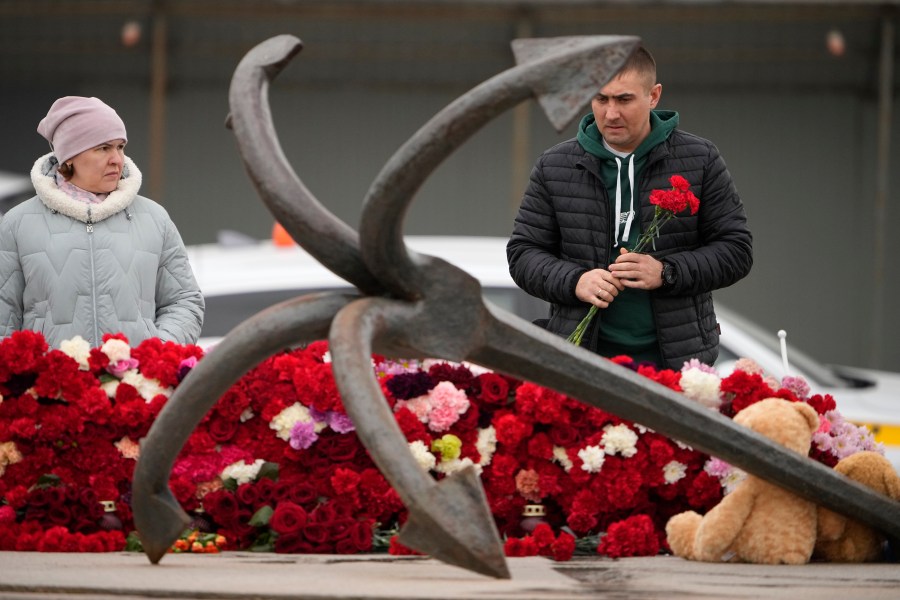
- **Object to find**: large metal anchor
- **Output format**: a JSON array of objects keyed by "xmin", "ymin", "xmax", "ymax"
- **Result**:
[{"xmin": 133, "ymin": 34, "xmax": 900, "ymax": 580}]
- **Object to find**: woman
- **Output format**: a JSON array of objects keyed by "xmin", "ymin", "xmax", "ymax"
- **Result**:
[{"xmin": 0, "ymin": 96, "xmax": 204, "ymax": 348}]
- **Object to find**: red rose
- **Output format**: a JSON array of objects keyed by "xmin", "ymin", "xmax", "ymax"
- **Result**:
[
  {"xmin": 476, "ymin": 373, "xmax": 509, "ymax": 405},
  {"xmin": 317, "ymin": 434, "xmax": 359, "ymax": 462},
  {"xmin": 274, "ymin": 532, "xmax": 313, "ymax": 554},
  {"xmin": 202, "ymin": 490, "xmax": 240, "ymax": 525},
  {"xmin": 349, "ymin": 519, "xmax": 374, "ymax": 552},
  {"xmin": 235, "ymin": 483, "xmax": 260, "ymax": 508},
  {"xmin": 207, "ymin": 415, "xmax": 238, "ymax": 443},
  {"xmin": 270, "ymin": 501, "xmax": 307, "ymax": 535},
  {"xmin": 302, "ymin": 523, "xmax": 330, "ymax": 544},
  {"xmin": 286, "ymin": 481, "xmax": 319, "ymax": 506}
]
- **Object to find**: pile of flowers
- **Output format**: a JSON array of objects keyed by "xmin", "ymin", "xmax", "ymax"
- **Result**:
[{"xmin": 0, "ymin": 331, "xmax": 881, "ymax": 558}]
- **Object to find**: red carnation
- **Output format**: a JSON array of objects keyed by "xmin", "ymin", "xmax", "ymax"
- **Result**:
[
  {"xmin": 551, "ymin": 531, "xmax": 576, "ymax": 561},
  {"xmin": 493, "ymin": 412, "xmax": 533, "ymax": 449},
  {"xmin": 331, "ymin": 468, "xmax": 361, "ymax": 497},
  {"xmin": 388, "ymin": 536, "xmax": 423, "ymax": 556},
  {"xmin": 597, "ymin": 514, "xmax": 661, "ymax": 558},
  {"xmin": 807, "ymin": 393, "xmax": 837, "ymax": 415}
]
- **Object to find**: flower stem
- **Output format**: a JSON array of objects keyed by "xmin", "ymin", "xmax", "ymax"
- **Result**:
[{"xmin": 566, "ymin": 305, "xmax": 597, "ymax": 346}]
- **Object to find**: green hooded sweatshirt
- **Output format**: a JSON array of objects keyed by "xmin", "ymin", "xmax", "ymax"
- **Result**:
[{"xmin": 576, "ymin": 109, "xmax": 679, "ymax": 363}]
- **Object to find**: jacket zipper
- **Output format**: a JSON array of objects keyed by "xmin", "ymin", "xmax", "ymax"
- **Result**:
[{"xmin": 86, "ymin": 207, "xmax": 100, "ymax": 346}]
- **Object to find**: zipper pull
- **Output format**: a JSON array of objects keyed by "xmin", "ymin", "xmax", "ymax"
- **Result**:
[{"xmin": 86, "ymin": 223, "xmax": 94, "ymax": 233}]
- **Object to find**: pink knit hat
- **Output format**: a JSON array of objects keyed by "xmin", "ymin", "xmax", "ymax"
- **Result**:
[{"xmin": 37, "ymin": 96, "xmax": 128, "ymax": 164}]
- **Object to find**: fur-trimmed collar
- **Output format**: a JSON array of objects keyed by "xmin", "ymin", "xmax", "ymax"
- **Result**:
[{"xmin": 30, "ymin": 152, "xmax": 143, "ymax": 224}]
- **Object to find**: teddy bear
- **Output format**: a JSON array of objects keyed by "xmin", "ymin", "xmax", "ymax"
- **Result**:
[
  {"xmin": 814, "ymin": 451, "xmax": 900, "ymax": 562},
  {"xmin": 666, "ymin": 397, "xmax": 821, "ymax": 564}
]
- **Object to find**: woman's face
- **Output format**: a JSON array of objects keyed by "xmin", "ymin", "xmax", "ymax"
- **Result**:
[{"xmin": 68, "ymin": 139, "xmax": 126, "ymax": 194}]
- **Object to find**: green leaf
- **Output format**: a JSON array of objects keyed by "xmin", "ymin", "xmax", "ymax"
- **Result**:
[
  {"xmin": 249, "ymin": 531, "xmax": 275, "ymax": 552},
  {"xmin": 221, "ymin": 477, "xmax": 237, "ymax": 492},
  {"xmin": 35, "ymin": 474, "xmax": 62, "ymax": 488},
  {"xmin": 257, "ymin": 461, "xmax": 280, "ymax": 481},
  {"xmin": 124, "ymin": 531, "xmax": 144, "ymax": 552},
  {"xmin": 249, "ymin": 505, "xmax": 274, "ymax": 527}
]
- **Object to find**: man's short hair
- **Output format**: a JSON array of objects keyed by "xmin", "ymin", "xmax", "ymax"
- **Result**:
[{"xmin": 620, "ymin": 46, "xmax": 657, "ymax": 88}]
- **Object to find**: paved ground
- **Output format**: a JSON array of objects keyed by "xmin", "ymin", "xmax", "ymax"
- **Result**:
[{"xmin": 1, "ymin": 552, "xmax": 899, "ymax": 599}]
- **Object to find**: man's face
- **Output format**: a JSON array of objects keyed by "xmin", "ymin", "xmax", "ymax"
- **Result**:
[{"xmin": 591, "ymin": 70, "xmax": 661, "ymax": 154}]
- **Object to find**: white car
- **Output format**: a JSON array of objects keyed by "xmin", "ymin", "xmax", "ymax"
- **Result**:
[
  {"xmin": 187, "ymin": 234, "xmax": 900, "ymax": 466},
  {"xmin": 187, "ymin": 235, "xmax": 548, "ymax": 346},
  {"xmin": 0, "ymin": 171, "xmax": 32, "ymax": 216}
]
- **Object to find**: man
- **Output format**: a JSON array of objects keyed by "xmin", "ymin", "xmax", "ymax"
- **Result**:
[{"xmin": 507, "ymin": 46, "xmax": 752, "ymax": 369}]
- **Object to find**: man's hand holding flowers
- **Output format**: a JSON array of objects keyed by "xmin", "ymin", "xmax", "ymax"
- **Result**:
[{"xmin": 568, "ymin": 174, "xmax": 699, "ymax": 346}]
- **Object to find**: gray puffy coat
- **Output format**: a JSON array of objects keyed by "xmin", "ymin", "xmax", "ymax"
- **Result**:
[
  {"xmin": 507, "ymin": 129, "xmax": 752, "ymax": 368},
  {"xmin": 0, "ymin": 153, "xmax": 204, "ymax": 348}
]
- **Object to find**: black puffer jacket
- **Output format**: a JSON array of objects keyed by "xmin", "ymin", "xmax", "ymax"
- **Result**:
[{"xmin": 507, "ymin": 129, "xmax": 752, "ymax": 368}]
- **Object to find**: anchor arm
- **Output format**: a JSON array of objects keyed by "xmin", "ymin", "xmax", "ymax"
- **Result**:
[
  {"xmin": 132, "ymin": 292, "xmax": 357, "ymax": 563},
  {"xmin": 464, "ymin": 304, "xmax": 900, "ymax": 544},
  {"xmin": 358, "ymin": 36, "xmax": 640, "ymax": 300},
  {"xmin": 328, "ymin": 297, "xmax": 510, "ymax": 579},
  {"xmin": 227, "ymin": 34, "xmax": 383, "ymax": 294}
]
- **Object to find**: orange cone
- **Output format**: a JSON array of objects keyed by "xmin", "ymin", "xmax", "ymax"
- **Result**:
[{"xmin": 272, "ymin": 222, "xmax": 296, "ymax": 246}]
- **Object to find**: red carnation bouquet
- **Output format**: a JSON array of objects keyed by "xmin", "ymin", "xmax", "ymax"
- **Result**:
[{"xmin": 568, "ymin": 174, "xmax": 700, "ymax": 346}]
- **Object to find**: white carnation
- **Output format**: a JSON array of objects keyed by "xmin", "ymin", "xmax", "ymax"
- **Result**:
[
  {"xmin": 101, "ymin": 379, "xmax": 119, "ymax": 398},
  {"xmin": 475, "ymin": 426, "xmax": 497, "ymax": 467},
  {"xmin": 121, "ymin": 370, "xmax": 171, "ymax": 402},
  {"xmin": 680, "ymin": 368, "xmax": 723, "ymax": 409},
  {"xmin": 221, "ymin": 458, "xmax": 265, "ymax": 485},
  {"xmin": 269, "ymin": 403, "xmax": 313, "ymax": 441},
  {"xmin": 59, "ymin": 336, "xmax": 91, "ymax": 370},
  {"xmin": 577, "ymin": 445, "xmax": 606, "ymax": 473},
  {"xmin": 240, "ymin": 407, "xmax": 255, "ymax": 423},
  {"xmin": 101, "ymin": 338, "xmax": 132, "ymax": 364},
  {"xmin": 602, "ymin": 424, "xmax": 638, "ymax": 457},
  {"xmin": 552, "ymin": 446, "xmax": 573, "ymax": 472},
  {"xmin": 663, "ymin": 460, "xmax": 688, "ymax": 484},
  {"xmin": 408, "ymin": 440, "xmax": 437, "ymax": 471},
  {"xmin": 435, "ymin": 457, "xmax": 481, "ymax": 476}
]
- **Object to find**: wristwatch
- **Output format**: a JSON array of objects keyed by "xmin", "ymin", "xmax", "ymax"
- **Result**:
[{"xmin": 661, "ymin": 261, "xmax": 677, "ymax": 288}]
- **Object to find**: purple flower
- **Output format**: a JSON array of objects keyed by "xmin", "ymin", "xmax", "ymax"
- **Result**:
[
  {"xmin": 385, "ymin": 372, "xmax": 434, "ymax": 400},
  {"xmin": 178, "ymin": 356, "xmax": 199, "ymax": 382},
  {"xmin": 289, "ymin": 421, "xmax": 318, "ymax": 450},
  {"xmin": 781, "ymin": 375, "xmax": 810, "ymax": 400},
  {"xmin": 309, "ymin": 406, "xmax": 328, "ymax": 423},
  {"xmin": 327, "ymin": 411, "xmax": 355, "ymax": 434}
]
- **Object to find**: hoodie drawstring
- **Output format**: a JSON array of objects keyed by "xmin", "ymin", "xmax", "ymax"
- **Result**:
[{"xmin": 613, "ymin": 154, "xmax": 636, "ymax": 248}]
